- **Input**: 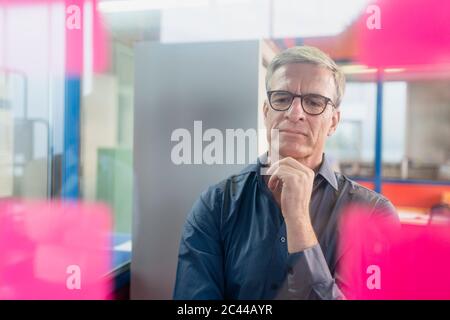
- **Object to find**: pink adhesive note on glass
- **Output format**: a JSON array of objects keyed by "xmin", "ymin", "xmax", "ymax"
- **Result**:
[
  {"xmin": 338, "ymin": 205, "xmax": 450, "ymax": 299},
  {"xmin": 0, "ymin": 199, "xmax": 112, "ymax": 299},
  {"xmin": 355, "ymin": 0, "xmax": 450, "ymax": 69},
  {"xmin": 0, "ymin": 0, "xmax": 109, "ymax": 75}
]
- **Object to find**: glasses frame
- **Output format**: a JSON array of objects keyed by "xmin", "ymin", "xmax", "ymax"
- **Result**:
[{"xmin": 267, "ymin": 90, "xmax": 336, "ymax": 115}]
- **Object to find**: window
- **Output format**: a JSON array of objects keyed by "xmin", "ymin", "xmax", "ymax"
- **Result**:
[{"xmin": 326, "ymin": 82, "xmax": 376, "ymax": 177}]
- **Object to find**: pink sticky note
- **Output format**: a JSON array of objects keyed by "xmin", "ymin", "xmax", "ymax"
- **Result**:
[
  {"xmin": 355, "ymin": 0, "xmax": 450, "ymax": 69},
  {"xmin": 0, "ymin": 0, "xmax": 110, "ymax": 75},
  {"xmin": 0, "ymin": 199, "xmax": 112, "ymax": 300},
  {"xmin": 338, "ymin": 205, "xmax": 450, "ymax": 299},
  {"xmin": 64, "ymin": 0, "xmax": 110, "ymax": 76}
]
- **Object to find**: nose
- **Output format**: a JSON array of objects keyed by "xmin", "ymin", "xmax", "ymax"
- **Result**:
[{"xmin": 285, "ymin": 96, "xmax": 306, "ymax": 121}]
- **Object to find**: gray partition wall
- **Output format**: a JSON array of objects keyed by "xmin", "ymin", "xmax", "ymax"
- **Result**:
[{"xmin": 132, "ymin": 41, "xmax": 261, "ymax": 299}]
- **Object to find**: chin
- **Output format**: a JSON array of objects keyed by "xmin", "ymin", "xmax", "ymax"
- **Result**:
[{"xmin": 277, "ymin": 143, "xmax": 312, "ymax": 160}]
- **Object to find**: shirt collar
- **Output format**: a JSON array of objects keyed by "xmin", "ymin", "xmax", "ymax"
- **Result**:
[
  {"xmin": 316, "ymin": 153, "xmax": 338, "ymax": 191},
  {"xmin": 257, "ymin": 152, "xmax": 338, "ymax": 191}
]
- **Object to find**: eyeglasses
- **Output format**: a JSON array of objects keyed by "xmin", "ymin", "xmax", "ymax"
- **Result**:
[{"xmin": 267, "ymin": 90, "xmax": 336, "ymax": 115}]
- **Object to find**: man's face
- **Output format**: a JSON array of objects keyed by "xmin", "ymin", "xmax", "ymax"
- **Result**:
[{"xmin": 263, "ymin": 63, "xmax": 340, "ymax": 163}]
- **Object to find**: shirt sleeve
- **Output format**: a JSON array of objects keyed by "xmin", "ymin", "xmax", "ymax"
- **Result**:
[
  {"xmin": 373, "ymin": 198, "xmax": 400, "ymax": 223},
  {"xmin": 286, "ymin": 244, "xmax": 345, "ymax": 300},
  {"xmin": 173, "ymin": 188, "xmax": 225, "ymax": 300},
  {"xmin": 285, "ymin": 198, "xmax": 399, "ymax": 300}
]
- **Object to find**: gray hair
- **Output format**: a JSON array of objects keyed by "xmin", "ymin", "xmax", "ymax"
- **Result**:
[{"xmin": 265, "ymin": 46, "xmax": 346, "ymax": 107}]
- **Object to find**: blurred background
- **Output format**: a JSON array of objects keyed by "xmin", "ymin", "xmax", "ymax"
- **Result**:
[{"xmin": 1, "ymin": 0, "xmax": 449, "ymax": 299}]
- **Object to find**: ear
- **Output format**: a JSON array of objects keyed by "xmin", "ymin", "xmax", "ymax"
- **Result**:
[
  {"xmin": 263, "ymin": 100, "xmax": 269, "ymax": 120},
  {"xmin": 327, "ymin": 108, "xmax": 340, "ymax": 136}
]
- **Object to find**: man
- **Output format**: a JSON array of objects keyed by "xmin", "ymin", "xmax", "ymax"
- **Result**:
[{"xmin": 173, "ymin": 46, "xmax": 398, "ymax": 300}]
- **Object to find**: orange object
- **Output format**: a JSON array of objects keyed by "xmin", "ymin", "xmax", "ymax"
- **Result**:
[
  {"xmin": 355, "ymin": 181, "xmax": 450, "ymax": 209},
  {"xmin": 442, "ymin": 192, "xmax": 450, "ymax": 205}
]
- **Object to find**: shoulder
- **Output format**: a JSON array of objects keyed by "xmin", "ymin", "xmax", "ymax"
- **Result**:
[
  {"xmin": 200, "ymin": 163, "xmax": 258, "ymax": 208},
  {"xmin": 336, "ymin": 173, "xmax": 398, "ymax": 219},
  {"xmin": 188, "ymin": 163, "xmax": 259, "ymax": 226}
]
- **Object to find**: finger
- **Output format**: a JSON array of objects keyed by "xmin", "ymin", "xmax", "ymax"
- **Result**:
[
  {"xmin": 266, "ymin": 158, "xmax": 298, "ymax": 175},
  {"xmin": 267, "ymin": 166, "xmax": 297, "ymax": 189},
  {"xmin": 268, "ymin": 173, "xmax": 279, "ymax": 191},
  {"xmin": 267, "ymin": 162, "xmax": 303, "ymax": 179},
  {"xmin": 280, "ymin": 157, "xmax": 312, "ymax": 173},
  {"xmin": 269, "ymin": 157, "xmax": 314, "ymax": 177},
  {"xmin": 268, "ymin": 176, "xmax": 281, "ymax": 192}
]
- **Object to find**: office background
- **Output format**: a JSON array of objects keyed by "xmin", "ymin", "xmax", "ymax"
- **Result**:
[{"xmin": 1, "ymin": 0, "xmax": 449, "ymax": 299}]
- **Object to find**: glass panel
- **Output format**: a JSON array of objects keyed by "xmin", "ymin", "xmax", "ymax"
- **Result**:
[
  {"xmin": 383, "ymin": 80, "xmax": 450, "ymax": 181},
  {"xmin": 0, "ymin": 69, "xmax": 50, "ymax": 199},
  {"xmin": 79, "ymin": 42, "xmax": 135, "ymax": 234},
  {"xmin": 382, "ymin": 81, "xmax": 408, "ymax": 179},
  {"xmin": 326, "ymin": 82, "xmax": 377, "ymax": 178}
]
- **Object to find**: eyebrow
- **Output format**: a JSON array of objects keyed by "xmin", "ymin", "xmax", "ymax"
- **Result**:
[{"xmin": 270, "ymin": 90, "xmax": 329, "ymax": 97}]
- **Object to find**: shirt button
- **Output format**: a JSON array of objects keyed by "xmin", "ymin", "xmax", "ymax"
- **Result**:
[{"xmin": 280, "ymin": 236, "xmax": 286, "ymax": 243}]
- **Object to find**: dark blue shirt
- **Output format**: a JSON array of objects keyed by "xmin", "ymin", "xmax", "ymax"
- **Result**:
[{"xmin": 173, "ymin": 154, "xmax": 398, "ymax": 299}]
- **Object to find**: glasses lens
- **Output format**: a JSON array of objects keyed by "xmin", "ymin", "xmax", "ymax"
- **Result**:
[
  {"xmin": 302, "ymin": 94, "xmax": 327, "ymax": 114},
  {"xmin": 270, "ymin": 91, "xmax": 292, "ymax": 110}
]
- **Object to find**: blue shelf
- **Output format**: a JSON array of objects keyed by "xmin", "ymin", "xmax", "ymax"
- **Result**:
[{"xmin": 350, "ymin": 176, "xmax": 450, "ymax": 186}]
